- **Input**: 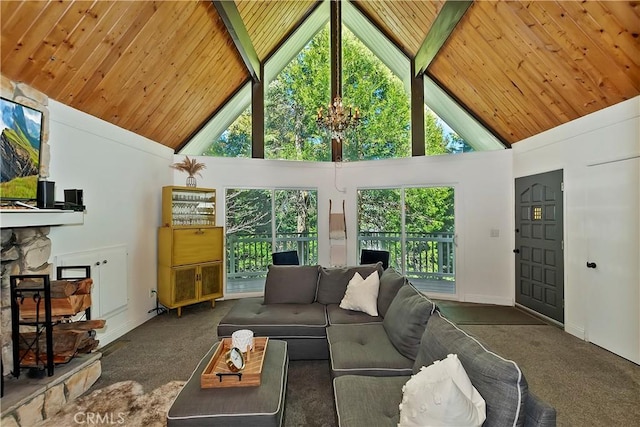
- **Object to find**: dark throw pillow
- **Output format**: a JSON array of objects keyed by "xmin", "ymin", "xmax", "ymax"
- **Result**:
[
  {"xmin": 263, "ymin": 264, "xmax": 320, "ymax": 304},
  {"xmin": 377, "ymin": 268, "xmax": 406, "ymax": 317},
  {"xmin": 382, "ymin": 284, "xmax": 435, "ymax": 359}
]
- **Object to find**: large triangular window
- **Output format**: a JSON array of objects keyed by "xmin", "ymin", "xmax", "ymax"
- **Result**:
[{"xmin": 181, "ymin": 0, "xmax": 502, "ymax": 158}]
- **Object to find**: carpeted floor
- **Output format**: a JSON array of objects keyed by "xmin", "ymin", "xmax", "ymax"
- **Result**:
[
  {"xmin": 85, "ymin": 299, "xmax": 639, "ymax": 427},
  {"xmin": 434, "ymin": 300, "xmax": 547, "ymax": 325}
]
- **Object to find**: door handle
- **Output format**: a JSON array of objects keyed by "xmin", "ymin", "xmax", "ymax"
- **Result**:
[
  {"xmin": 513, "ymin": 249, "xmax": 520, "ymax": 254},
  {"xmin": 586, "ymin": 262, "xmax": 597, "ymax": 269}
]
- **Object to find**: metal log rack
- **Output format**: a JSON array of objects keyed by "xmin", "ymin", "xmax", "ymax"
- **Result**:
[{"xmin": 9, "ymin": 266, "xmax": 91, "ymax": 380}]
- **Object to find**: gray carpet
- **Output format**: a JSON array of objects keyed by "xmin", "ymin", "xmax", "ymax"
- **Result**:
[
  {"xmin": 434, "ymin": 300, "xmax": 547, "ymax": 325},
  {"xmin": 91, "ymin": 300, "xmax": 640, "ymax": 427}
]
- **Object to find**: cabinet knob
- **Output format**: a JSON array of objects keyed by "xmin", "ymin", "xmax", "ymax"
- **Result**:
[
  {"xmin": 95, "ymin": 261, "xmax": 101, "ymax": 266},
  {"xmin": 586, "ymin": 262, "xmax": 597, "ymax": 269},
  {"xmin": 102, "ymin": 260, "xmax": 108, "ymax": 264},
  {"xmin": 513, "ymin": 249, "xmax": 520, "ymax": 254}
]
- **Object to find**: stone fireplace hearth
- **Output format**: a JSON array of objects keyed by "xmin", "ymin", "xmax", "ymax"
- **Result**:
[{"xmin": 0, "ymin": 225, "xmax": 102, "ymax": 427}]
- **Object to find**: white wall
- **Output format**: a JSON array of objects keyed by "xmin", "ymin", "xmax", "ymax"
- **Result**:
[
  {"xmin": 47, "ymin": 100, "xmax": 174, "ymax": 346},
  {"xmin": 175, "ymin": 149, "xmax": 515, "ymax": 305},
  {"xmin": 512, "ymin": 96, "xmax": 640, "ymax": 339}
]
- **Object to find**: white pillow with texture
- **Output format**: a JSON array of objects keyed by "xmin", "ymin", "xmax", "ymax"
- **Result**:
[
  {"xmin": 339, "ymin": 271, "xmax": 380, "ymax": 316},
  {"xmin": 398, "ymin": 354, "xmax": 486, "ymax": 427}
]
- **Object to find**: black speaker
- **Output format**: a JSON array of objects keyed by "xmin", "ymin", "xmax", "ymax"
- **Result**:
[
  {"xmin": 36, "ymin": 181, "xmax": 55, "ymax": 209},
  {"xmin": 64, "ymin": 189, "xmax": 83, "ymax": 206}
]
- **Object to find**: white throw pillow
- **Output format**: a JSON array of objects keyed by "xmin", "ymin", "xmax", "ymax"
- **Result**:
[
  {"xmin": 339, "ymin": 271, "xmax": 380, "ymax": 316},
  {"xmin": 398, "ymin": 354, "xmax": 486, "ymax": 427}
]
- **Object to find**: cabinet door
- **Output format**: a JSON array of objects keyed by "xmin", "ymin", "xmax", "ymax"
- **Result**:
[
  {"xmin": 173, "ymin": 228, "xmax": 221, "ymax": 265},
  {"xmin": 172, "ymin": 266, "xmax": 199, "ymax": 305},
  {"xmin": 200, "ymin": 262, "xmax": 223, "ymax": 299},
  {"xmin": 99, "ymin": 246, "xmax": 128, "ymax": 317},
  {"xmin": 56, "ymin": 245, "xmax": 128, "ymax": 319}
]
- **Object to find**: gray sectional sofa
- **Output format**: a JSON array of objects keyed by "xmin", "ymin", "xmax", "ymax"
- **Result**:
[{"xmin": 217, "ymin": 263, "xmax": 557, "ymax": 427}]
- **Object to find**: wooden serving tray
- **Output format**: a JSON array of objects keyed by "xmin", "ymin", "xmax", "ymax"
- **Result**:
[{"xmin": 201, "ymin": 337, "xmax": 268, "ymax": 388}]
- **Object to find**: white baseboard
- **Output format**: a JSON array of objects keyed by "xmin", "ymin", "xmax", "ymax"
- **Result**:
[
  {"xmin": 95, "ymin": 313, "xmax": 152, "ymax": 348},
  {"xmin": 564, "ymin": 323, "xmax": 586, "ymax": 340}
]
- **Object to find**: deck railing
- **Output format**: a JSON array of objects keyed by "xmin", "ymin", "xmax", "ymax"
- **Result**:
[{"xmin": 226, "ymin": 231, "xmax": 455, "ymax": 294}]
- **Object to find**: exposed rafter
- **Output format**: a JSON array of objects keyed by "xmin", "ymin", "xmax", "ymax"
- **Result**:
[
  {"xmin": 414, "ymin": 0, "xmax": 472, "ymax": 77},
  {"xmin": 212, "ymin": 0, "xmax": 261, "ymax": 81}
]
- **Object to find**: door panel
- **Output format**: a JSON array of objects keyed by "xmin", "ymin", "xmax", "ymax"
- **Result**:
[
  {"xmin": 515, "ymin": 170, "xmax": 564, "ymax": 323},
  {"xmin": 586, "ymin": 157, "xmax": 639, "ymax": 364}
]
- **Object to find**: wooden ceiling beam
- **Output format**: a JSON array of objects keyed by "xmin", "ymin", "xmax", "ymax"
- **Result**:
[
  {"xmin": 414, "ymin": 0, "xmax": 472, "ymax": 76},
  {"xmin": 212, "ymin": 0, "xmax": 261, "ymax": 81}
]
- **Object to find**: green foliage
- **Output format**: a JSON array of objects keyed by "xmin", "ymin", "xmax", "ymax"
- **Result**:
[
  {"xmin": 275, "ymin": 189, "xmax": 318, "ymax": 234},
  {"xmin": 225, "ymin": 189, "xmax": 272, "ymax": 235},
  {"xmin": 265, "ymin": 26, "xmax": 330, "ymax": 161},
  {"xmin": 405, "ymin": 187, "xmax": 454, "ymax": 233},
  {"xmin": 342, "ymin": 27, "xmax": 410, "ymax": 161},
  {"xmin": 205, "ymin": 107, "xmax": 252, "ymax": 157}
]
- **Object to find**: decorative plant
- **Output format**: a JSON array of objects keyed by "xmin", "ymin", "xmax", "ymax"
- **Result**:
[{"xmin": 170, "ymin": 156, "xmax": 206, "ymax": 187}]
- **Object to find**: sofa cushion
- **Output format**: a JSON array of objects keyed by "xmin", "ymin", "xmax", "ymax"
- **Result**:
[
  {"xmin": 339, "ymin": 271, "xmax": 380, "ymax": 316},
  {"xmin": 217, "ymin": 297, "xmax": 327, "ymax": 338},
  {"xmin": 414, "ymin": 312, "xmax": 528, "ymax": 427},
  {"xmin": 399, "ymin": 354, "xmax": 486, "ymax": 427},
  {"xmin": 333, "ymin": 375, "xmax": 407, "ymax": 427},
  {"xmin": 326, "ymin": 304, "xmax": 382, "ymax": 325},
  {"xmin": 316, "ymin": 263, "xmax": 383, "ymax": 305},
  {"xmin": 377, "ymin": 268, "xmax": 406, "ymax": 317},
  {"xmin": 382, "ymin": 284, "xmax": 435, "ymax": 360},
  {"xmin": 263, "ymin": 264, "xmax": 320, "ymax": 304},
  {"xmin": 327, "ymin": 323, "xmax": 414, "ymax": 377}
]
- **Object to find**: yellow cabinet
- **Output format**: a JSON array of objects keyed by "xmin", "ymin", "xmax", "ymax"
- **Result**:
[
  {"xmin": 158, "ymin": 186, "xmax": 223, "ymax": 317},
  {"xmin": 162, "ymin": 186, "xmax": 216, "ymax": 228}
]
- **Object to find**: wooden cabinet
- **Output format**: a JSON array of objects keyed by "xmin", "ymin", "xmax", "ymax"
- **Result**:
[
  {"xmin": 162, "ymin": 186, "xmax": 216, "ymax": 227},
  {"xmin": 158, "ymin": 186, "xmax": 223, "ymax": 317}
]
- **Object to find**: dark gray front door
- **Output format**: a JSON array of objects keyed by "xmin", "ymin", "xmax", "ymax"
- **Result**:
[{"xmin": 515, "ymin": 170, "xmax": 564, "ymax": 323}]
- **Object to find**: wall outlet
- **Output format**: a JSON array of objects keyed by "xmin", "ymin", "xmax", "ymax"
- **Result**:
[{"xmin": 150, "ymin": 288, "xmax": 157, "ymax": 298}]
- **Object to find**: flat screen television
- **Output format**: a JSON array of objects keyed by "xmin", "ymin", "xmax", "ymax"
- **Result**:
[{"xmin": 0, "ymin": 97, "xmax": 43, "ymax": 202}]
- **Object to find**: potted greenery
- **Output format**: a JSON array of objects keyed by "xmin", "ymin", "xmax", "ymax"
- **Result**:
[{"xmin": 170, "ymin": 156, "xmax": 206, "ymax": 187}]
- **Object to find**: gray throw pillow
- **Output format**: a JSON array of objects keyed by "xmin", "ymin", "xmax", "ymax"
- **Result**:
[
  {"xmin": 414, "ymin": 312, "xmax": 528, "ymax": 426},
  {"xmin": 377, "ymin": 268, "xmax": 406, "ymax": 317},
  {"xmin": 382, "ymin": 284, "xmax": 434, "ymax": 359},
  {"xmin": 316, "ymin": 263, "xmax": 383, "ymax": 305},
  {"xmin": 263, "ymin": 265, "xmax": 320, "ymax": 304}
]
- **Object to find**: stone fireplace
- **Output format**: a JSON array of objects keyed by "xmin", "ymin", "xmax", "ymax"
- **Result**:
[
  {"xmin": 1, "ymin": 226, "xmax": 52, "ymax": 373},
  {"xmin": 0, "ymin": 77, "xmax": 100, "ymax": 427}
]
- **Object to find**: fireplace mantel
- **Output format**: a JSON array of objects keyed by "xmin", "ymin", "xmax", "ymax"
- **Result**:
[{"xmin": 0, "ymin": 209, "xmax": 84, "ymax": 228}]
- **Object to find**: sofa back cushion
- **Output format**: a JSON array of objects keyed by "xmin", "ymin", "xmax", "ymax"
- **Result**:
[
  {"xmin": 382, "ymin": 284, "xmax": 435, "ymax": 360},
  {"xmin": 414, "ymin": 312, "xmax": 528, "ymax": 427},
  {"xmin": 263, "ymin": 264, "xmax": 320, "ymax": 304},
  {"xmin": 377, "ymin": 268, "xmax": 406, "ymax": 317},
  {"xmin": 316, "ymin": 263, "xmax": 383, "ymax": 304}
]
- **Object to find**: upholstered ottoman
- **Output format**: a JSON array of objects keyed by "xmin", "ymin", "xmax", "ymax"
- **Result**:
[{"xmin": 167, "ymin": 339, "xmax": 288, "ymax": 427}]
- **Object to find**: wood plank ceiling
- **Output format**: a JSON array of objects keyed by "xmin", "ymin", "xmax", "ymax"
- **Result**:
[{"xmin": 1, "ymin": 1, "xmax": 639, "ymax": 151}]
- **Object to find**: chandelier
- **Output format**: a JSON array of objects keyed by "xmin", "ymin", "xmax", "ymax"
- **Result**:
[
  {"xmin": 316, "ymin": 96, "xmax": 361, "ymax": 142},
  {"xmin": 315, "ymin": 0, "xmax": 361, "ymax": 146}
]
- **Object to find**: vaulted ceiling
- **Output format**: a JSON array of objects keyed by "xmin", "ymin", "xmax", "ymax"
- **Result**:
[{"xmin": 1, "ymin": 1, "xmax": 638, "ymax": 152}]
